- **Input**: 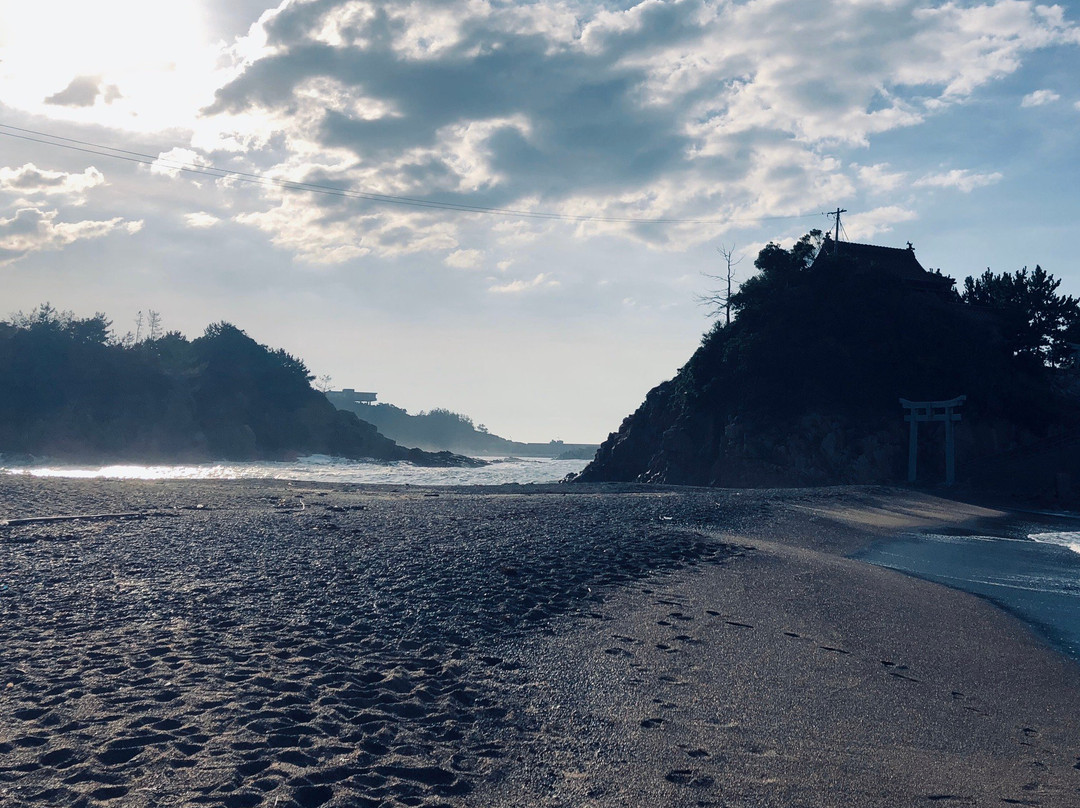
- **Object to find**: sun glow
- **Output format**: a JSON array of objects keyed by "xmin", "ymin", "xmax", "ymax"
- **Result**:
[{"xmin": 0, "ymin": 0, "xmax": 226, "ymax": 131}]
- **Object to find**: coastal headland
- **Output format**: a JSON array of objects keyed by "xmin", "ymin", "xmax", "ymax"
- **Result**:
[{"xmin": 1, "ymin": 477, "xmax": 1078, "ymax": 807}]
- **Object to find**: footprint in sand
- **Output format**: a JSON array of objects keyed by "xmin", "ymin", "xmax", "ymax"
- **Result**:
[
  {"xmin": 640, "ymin": 717, "xmax": 665, "ymax": 729},
  {"xmin": 603, "ymin": 647, "xmax": 634, "ymax": 658},
  {"xmin": 818, "ymin": 645, "xmax": 850, "ymax": 655},
  {"xmin": 889, "ymin": 671, "xmax": 921, "ymax": 683},
  {"xmin": 725, "ymin": 621, "xmax": 753, "ymax": 629},
  {"xmin": 665, "ymin": 769, "xmax": 715, "ymax": 787},
  {"xmin": 672, "ymin": 634, "xmax": 703, "ymax": 645}
]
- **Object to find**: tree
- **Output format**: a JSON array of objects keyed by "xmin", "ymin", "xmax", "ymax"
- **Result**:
[
  {"xmin": 698, "ymin": 243, "xmax": 744, "ymax": 326},
  {"xmin": 147, "ymin": 310, "xmax": 163, "ymax": 341},
  {"xmin": 961, "ymin": 266, "xmax": 1080, "ymax": 367},
  {"xmin": 728, "ymin": 230, "xmax": 823, "ymax": 323}
]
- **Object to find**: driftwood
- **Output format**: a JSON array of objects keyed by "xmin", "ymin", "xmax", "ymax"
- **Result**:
[{"xmin": 0, "ymin": 511, "xmax": 153, "ymax": 528}]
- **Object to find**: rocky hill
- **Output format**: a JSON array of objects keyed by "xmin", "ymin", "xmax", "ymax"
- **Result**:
[
  {"xmin": 0, "ymin": 309, "xmax": 480, "ymax": 467},
  {"xmin": 575, "ymin": 234, "xmax": 1080, "ymax": 488}
]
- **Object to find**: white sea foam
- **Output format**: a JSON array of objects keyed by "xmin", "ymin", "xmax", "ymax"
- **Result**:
[
  {"xmin": 0, "ymin": 455, "xmax": 590, "ymax": 486},
  {"xmin": 1028, "ymin": 531, "xmax": 1080, "ymax": 555}
]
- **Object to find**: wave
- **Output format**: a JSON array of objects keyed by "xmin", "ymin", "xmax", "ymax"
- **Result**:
[
  {"xmin": 0, "ymin": 454, "xmax": 589, "ymax": 486},
  {"xmin": 1028, "ymin": 531, "xmax": 1080, "ymax": 556}
]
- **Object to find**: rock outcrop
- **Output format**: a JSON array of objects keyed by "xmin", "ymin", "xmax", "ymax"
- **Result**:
[{"xmin": 575, "ymin": 236, "xmax": 1080, "ymax": 488}]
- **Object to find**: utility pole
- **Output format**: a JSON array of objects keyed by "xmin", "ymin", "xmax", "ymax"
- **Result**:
[{"xmin": 827, "ymin": 207, "xmax": 847, "ymax": 255}]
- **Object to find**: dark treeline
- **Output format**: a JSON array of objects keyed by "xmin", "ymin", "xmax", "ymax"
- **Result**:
[
  {"xmin": 578, "ymin": 233, "xmax": 1080, "ymax": 488},
  {"xmin": 0, "ymin": 305, "xmax": 475, "ymax": 466}
]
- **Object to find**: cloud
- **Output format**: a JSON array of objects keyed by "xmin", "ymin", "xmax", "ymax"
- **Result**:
[
  {"xmin": 185, "ymin": 0, "xmax": 1080, "ymax": 261},
  {"xmin": 444, "ymin": 248, "xmax": 482, "ymax": 269},
  {"xmin": 855, "ymin": 163, "xmax": 908, "ymax": 194},
  {"xmin": 0, "ymin": 164, "xmax": 105, "ymax": 200},
  {"xmin": 488, "ymin": 272, "xmax": 560, "ymax": 294},
  {"xmin": 914, "ymin": 169, "xmax": 1004, "ymax": 193},
  {"xmin": 184, "ymin": 211, "xmax": 221, "ymax": 228},
  {"xmin": 44, "ymin": 75, "xmax": 121, "ymax": 107},
  {"xmin": 0, "ymin": 207, "xmax": 142, "ymax": 266},
  {"xmin": 844, "ymin": 205, "xmax": 918, "ymax": 241},
  {"xmin": 1021, "ymin": 88, "xmax": 1060, "ymax": 107},
  {"xmin": 151, "ymin": 148, "xmax": 212, "ymax": 178}
]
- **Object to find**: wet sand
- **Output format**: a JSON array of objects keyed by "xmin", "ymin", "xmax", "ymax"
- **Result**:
[{"xmin": 1, "ymin": 478, "xmax": 1078, "ymax": 807}]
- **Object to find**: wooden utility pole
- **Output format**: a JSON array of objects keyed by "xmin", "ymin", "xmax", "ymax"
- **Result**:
[{"xmin": 827, "ymin": 207, "xmax": 847, "ymax": 255}]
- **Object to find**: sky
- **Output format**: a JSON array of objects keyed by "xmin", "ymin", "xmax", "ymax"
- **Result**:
[{"xmin": 2, "ymin": 0, "xmax": 1079, "ymax": 444}]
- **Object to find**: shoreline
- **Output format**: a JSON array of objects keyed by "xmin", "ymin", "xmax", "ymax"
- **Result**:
[{"xmin": 2, "ymin": 479, "xmax": 1079, "ymax": 806}]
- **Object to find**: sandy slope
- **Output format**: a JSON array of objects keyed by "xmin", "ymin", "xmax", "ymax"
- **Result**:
[{"xmin": 1, "ymin": 479, "xmax": 1077, "ymax": 807}]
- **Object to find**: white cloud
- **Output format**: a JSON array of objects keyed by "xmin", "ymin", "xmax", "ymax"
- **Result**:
[
  {"xmin": 184, "ymin": 211, "xmax": 221, "ymax": 228},
  {"xmin": 150, "ymin": 148, "xmax": 211, "ymax": 179},
  {"xmin": 0, "ymin": 207, "xmax": 142, "ymax": 266},
  {"xmin": 844, "ymin": 205, "xmax": 918, "ymax": 241},
  {"xmin": 3, "ymin": 0, "xmax": 1077, "ymax": 266},
  {"xmin": 914, "ymin": 169, "xmax": 1003, "ymax": 193},
  {"xmin": 182, "ymin": 0, "xmax": 1079, "ymax": 261},
  {"xmin": 445, "ymin": 249, "xmax": 482, "ymax": 269},
  {"xmin": 0, "ymin": 164, "xmax": 105, "ymax": 200},
  {"xmin": 1021, "ymin": 88, "xmax": 1060, "ymax": 106},
  {"xmin": 232, "ymin": 189, "xmax": 463, "ymax": 264},
  {"xmin": 488, "ymin": 272, "xmax": 560, "ymax": 294},
  {"xmin": 855, "ymin": 163, "xmax": 907, "ymax": 193}
]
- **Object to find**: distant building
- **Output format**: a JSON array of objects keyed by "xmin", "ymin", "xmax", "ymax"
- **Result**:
[
  {"xmin": 812, "ymin": 237, "xmax": 955, "ymax": 298},
  {"xmin": 325, "ymin": 388, "xmax": 377, "ymax": 408}
]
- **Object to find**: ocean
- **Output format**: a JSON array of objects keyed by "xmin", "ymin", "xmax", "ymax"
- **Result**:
[
  {"xmin": 855, "ymin": 513, "xmax": 1080, "ymax": 661},
  {"xmin": 0, "ymin": 454, "xmax": 591, "ymax": 487}
]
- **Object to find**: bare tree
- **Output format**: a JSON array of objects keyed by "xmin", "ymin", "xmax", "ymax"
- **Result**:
[
  {"xmin": 697, "ymin": 243, "xmax": 744, "ymax": 326},
  {"xmin": 147, "ymin": 310, "xmax": 162, "ymax": 341},
  {"xmin": 134, "ymin": 310, "xmax": 144, "ymax": 343},
  {"xmin": 315, "ymin": 373, "xmax": 334, "ymax": 393}
]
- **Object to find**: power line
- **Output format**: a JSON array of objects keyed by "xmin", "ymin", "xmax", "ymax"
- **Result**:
[{"xmin": 0, "ymin": 122, "xmax": 826, "ymax": 227}]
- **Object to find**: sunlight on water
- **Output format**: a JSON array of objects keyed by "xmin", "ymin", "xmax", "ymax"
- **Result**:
[{"xmin": 1, "ymin": 455, "xmax": 590, "ymax": 486}]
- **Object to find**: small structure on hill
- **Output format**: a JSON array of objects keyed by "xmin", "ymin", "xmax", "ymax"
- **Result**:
[
  {"xmin": 325, "ymin": 388, "xmax": 378, "ymax": 408},
  {"xmin": 812, "ymin": 238, "xmax": 956, "ymax": 298}
]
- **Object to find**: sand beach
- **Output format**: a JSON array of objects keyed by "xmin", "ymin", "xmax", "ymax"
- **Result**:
[{"xmin": 1, "ymin": 476, "xmax": 1078, "ymax": 807}]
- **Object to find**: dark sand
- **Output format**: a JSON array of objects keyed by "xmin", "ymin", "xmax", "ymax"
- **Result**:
[{"xmin": 1, "ymin": 478, "xmax": 1078, "ymax": 807}]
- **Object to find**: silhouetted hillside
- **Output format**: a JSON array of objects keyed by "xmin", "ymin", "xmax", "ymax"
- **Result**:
[
  {"xmin": 576, "ymin": 234, "xmax": 1080, "ymax": 488},
  {"xmin": 326, "ymin": 398, "xmax": 597, "ymax": 458},
  {"xmin": 0, "ymin": 307, "xmax": 479, "ymax": 467}
]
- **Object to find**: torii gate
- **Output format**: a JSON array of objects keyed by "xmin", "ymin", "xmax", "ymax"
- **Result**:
[{"xmin": 900, "ymin": 395, "xmax": 966, "ymax": 486}]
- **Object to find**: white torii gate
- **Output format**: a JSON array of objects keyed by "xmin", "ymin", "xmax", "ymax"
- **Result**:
[{"xmin": 900, "ymin": 395, "xmax": 966, "ymax": 486}]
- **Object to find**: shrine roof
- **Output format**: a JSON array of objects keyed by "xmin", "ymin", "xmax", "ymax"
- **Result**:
[{"xmin": 812, "ymin": 239, "xmax": 953, "ymax": 289}]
